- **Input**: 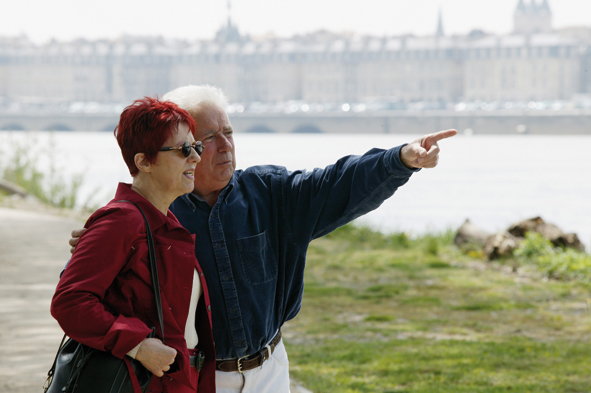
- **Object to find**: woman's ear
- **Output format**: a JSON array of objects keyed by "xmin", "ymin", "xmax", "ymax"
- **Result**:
[{"xmin": 134, "ymin": 153, "xmax": 152, "ymax": 174}]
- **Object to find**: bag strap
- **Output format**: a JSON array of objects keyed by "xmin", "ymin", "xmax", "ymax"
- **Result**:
[
  {"xmin": 43, "ymin": 334, "xmax": 68, "ymax": 391},
  {"xmin": 117, "ymin": 200, "xmax": 165, "ymax": 341}
]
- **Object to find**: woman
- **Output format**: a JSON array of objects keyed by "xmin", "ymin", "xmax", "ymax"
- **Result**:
[{"xmin": 51, "ymin": 97, "xmax": 215, "ymax": 392}]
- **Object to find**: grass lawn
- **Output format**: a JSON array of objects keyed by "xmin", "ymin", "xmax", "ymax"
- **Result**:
[{"xmin": 283, "ymin": 225, "xmax": 591, "ymax": 392}]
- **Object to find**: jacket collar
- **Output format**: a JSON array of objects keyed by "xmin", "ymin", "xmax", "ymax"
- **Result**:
[{"xmin": 111, "ymin": 183, "xmax": 184, "ymax": 232}]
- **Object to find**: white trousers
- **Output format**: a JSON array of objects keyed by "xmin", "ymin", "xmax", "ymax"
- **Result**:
[{"xmin": 215, "ymin": 340, "xmax": 291, "ymax": 393}]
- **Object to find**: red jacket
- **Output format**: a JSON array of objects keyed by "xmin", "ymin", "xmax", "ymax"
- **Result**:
[{"xmin": 51, "ymin": 183, "xmax": 215, "ymax": 392}]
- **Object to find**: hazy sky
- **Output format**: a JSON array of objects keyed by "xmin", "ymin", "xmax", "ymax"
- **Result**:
[{"xmin": 2, "ymin": 0, "xmax": 590, "ymax": 44}]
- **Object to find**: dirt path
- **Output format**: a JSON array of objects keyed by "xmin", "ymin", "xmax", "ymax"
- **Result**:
[{"xmin": 0, "ymin": 206, "xmax": 83, "ymax": 392}]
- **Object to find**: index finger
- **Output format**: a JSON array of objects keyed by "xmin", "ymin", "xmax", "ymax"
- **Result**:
[{"xmin": 428, "ymin": 129, "xmax": 457, "ymax": 143}]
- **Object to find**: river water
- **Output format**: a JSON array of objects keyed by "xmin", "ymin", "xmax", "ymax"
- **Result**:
[{"xmin": 1, "ymin": 131, "xmax": 590, "ymax": 249}]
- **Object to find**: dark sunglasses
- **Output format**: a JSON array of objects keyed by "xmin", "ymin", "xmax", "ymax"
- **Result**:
[{"xmin": 159, "ymin": 141, "xmax": 203, "ymax": 157}]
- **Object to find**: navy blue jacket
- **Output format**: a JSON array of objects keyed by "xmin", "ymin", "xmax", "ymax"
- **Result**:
[{"xmin": 170, "ymin": 145, "xmax": 417, "ymax": 359}]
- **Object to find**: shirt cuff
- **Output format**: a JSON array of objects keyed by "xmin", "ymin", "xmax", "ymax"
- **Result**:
[
  {"xmin": 126, "ymin": 341, "xmax": 143, "ymax": 359},
  {"xmin": 384, "ymin": 144, "xmax": 421, "ymax": 176}
]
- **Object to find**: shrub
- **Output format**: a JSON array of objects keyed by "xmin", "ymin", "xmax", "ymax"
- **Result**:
[
  {"xmin": 1, "ymin": 133, "xmax": 83, "ymax": 209},
  {"xmin": 514, "ymin": 232, "xmax": 591, "ymax": 281},
  {"xmin": 327, "ymin": 223, "xmax": 410, "ymax": 249}
]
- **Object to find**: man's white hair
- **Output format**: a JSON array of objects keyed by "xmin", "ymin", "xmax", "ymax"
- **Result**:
[{"xmin": 163, "ymin": 84, "xmax": 228, "ymax": 112}]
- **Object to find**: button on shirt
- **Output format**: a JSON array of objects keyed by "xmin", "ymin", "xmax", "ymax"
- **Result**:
[{"xmin": 170, "ymin": 145, "xmax": 417, "ymax": 359}]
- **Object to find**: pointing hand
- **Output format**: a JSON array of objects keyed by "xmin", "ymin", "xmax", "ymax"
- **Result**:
[{"xmin": 400, "ymin": 129, "xmax": 457, "ymax": 169}]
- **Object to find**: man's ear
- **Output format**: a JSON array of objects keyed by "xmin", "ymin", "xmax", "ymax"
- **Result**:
[{"xmin": 134, "ymin": 153, "xmax": 152, "ymax": 174}]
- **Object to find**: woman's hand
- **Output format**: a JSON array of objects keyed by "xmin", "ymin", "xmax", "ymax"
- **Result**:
[{"xmin": 135, "ymin": 338, "xmax": 177, "ymax": 377}]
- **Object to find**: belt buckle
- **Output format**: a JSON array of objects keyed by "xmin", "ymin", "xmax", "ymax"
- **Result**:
[
  {"xmin": 260, "ymin": 344, "xmax": 272, "ymax": 361},
  {"xmin": 237, "ymin": 354, "xmax": 249, "ymax": 373}
]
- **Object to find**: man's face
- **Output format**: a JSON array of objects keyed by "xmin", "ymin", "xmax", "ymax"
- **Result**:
[{"xmin": 191, "ymin": 102, "xmax": 236, "ymax": 198}]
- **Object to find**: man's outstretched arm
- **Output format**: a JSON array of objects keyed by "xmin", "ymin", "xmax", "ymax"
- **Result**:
[{"xmin": 282, "ymin": 129, "xmax": 458, "ymax": 242}]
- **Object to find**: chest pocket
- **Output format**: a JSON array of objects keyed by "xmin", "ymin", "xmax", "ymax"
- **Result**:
[{"xmin": 237, "ymin": 231, "xmax": 278, "ymax": 285}]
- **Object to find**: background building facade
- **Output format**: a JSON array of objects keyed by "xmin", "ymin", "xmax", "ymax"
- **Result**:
[{"xmin": 0, "ymin": 0, "xmax": 589, "ymax": 107}]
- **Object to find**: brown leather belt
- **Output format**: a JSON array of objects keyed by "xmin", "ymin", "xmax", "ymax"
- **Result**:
[{"xmin": 215, "ymin": 330, "xmax": 282, "ymax": 373}]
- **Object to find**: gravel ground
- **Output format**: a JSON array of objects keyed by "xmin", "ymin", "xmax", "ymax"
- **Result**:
[{"xmin": 0, "ymin": 206, "xmax": 82, "ymax": 392}]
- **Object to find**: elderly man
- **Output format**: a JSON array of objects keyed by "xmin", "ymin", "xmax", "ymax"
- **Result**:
[{"xmin": 70, "ymin": 85, "xmax": 456, "ymax": 393}]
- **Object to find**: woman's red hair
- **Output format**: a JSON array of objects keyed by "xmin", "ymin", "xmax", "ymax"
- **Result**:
[{"xmin": 114, "ymin": 97, "xmax": 196, "ymax": 176}]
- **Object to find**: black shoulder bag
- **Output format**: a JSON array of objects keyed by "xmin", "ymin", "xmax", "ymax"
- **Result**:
[{"xmin": 44, "ymin": 201, "xmax": 165, "ymax": 393}]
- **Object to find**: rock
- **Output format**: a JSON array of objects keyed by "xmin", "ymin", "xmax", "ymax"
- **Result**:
[
  {"xmin": 454, "ymin": 219, "xmax": 491, "ymax": 248},
  {"xmin": 507, "ymin": 216, "xmax": 544, "ymax": 238},
  {"xmin": 562, "ymin": 233, "xmax": 584, "ymax": 251},
  {"xmin": 508, "ymin": 216, "xmax": 584, "ymax": 251},
  {"xmin": 483, "ymin": 231, "xmax": 520, "ymax": 260},
  {"xmin": 458, "ymin": 216, "xmax": 585, "ymax": 260}
]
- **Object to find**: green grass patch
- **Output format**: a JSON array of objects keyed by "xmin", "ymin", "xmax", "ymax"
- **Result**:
[
  {"xmin": 284, "ymin": 223, "xmax": 591, "ymax": 392},
  {"xmin": 357, "ymin": 284, "xmax": 409, "ymax": 300},
  {"xmin": 286, "ymin": 338, "xmax": 591, "ymax": 393},
  {"xmin": 427, "ymin": 260, "xmax": 452, "ymax": 269},
  {"xmin": 326, "ymin": 224, "xmax": 411, "ymax": 250},
  {"xmin": 304, "ymin": 284, "xmax": 357, "ymax": 297},
  {"xmin": 364, "ymin": 314, "xmax": 396, "ymax": 322}
]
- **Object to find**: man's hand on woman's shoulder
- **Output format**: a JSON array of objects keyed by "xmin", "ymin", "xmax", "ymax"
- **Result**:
[{"xmin": 69, "ymin": 228, "xmax": 86, "ymax": 254}]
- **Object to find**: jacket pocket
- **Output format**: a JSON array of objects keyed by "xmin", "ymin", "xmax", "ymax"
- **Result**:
[{"xmin": 237, "ymin": 231, "xmax": 278, "ymax": 285}]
